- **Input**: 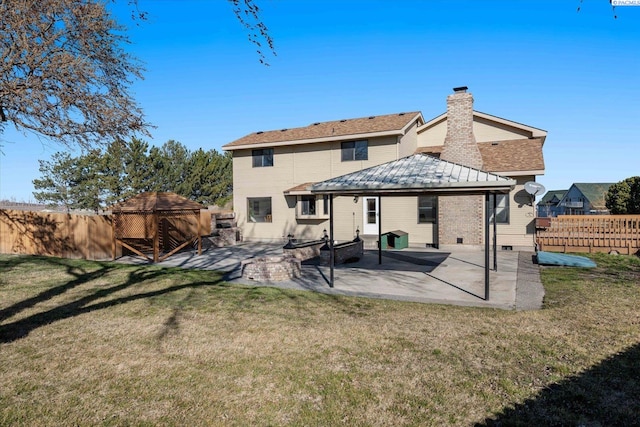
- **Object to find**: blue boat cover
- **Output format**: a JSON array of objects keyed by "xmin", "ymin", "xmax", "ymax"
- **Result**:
[{"xmin": 536, "ymin": 251, "xmax": 597, "ymax": 268}]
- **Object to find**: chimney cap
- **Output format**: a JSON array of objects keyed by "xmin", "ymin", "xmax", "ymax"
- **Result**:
[{"xmin": 453, "ymin": 86, "xmax": 468, "ymax": 93}]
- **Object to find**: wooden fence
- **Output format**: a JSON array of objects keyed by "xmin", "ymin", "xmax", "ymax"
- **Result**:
[
  {"xmin": 0, "ymin": 209, "xmax": 213, "ymax": 261},
  {"xmin": 536, "ymin": 215, "xmax": 640, "ymax": 255}
]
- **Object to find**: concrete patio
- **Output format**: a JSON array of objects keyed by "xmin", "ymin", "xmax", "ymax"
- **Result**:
[{"xmin": 117, "ymin": 242, "xmax": 544, "ymax": 310}]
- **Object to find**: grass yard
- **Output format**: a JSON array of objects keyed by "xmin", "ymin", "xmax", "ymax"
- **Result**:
[{"xmin": 1, "ymin": 253, "xmax": 639, "ymax": 426}]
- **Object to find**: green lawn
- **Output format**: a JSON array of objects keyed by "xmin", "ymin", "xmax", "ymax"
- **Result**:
[{"xmin": 1, "ymin": 253, "xmax": 639, "ymax": 426}]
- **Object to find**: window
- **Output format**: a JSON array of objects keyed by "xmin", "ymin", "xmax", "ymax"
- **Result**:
[
  {"xmin": 296, "ymin": 195, "xmax": 330, "ymax": 219},
  {"xmin": 418, "ymin": 196, "xmax": 437, "ymax": 223},
  {"xmin": 247, "ymin": 197, "xmax": 272, "ymax": 222},
  {"xmin": 252, "ymin": 148, "xmax": 273, "ymax": 167},
  {"xmin": 490, "ymin": 194, "xmax": 510, "ymax": 224},
  {"xmin": 341, "ymin": 140, "xmax": 368, "ymax": 161},
  {"xmin": 300, "ymin": 195, "xmax": 316, "ymax": 216},
  {"xmin": 323, "ymin": 195, "xmax": 329, "ymax": 215}
]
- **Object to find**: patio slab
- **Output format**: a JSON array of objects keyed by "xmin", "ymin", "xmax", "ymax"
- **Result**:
[{"xmin": 117, "ymin": 243, "xmax": 544, "ymax": 310}]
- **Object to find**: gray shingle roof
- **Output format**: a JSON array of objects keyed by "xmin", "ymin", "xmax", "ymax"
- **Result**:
[{"xmin": 311, "ymin": 154, "xmax": 515, "ymax": 195}]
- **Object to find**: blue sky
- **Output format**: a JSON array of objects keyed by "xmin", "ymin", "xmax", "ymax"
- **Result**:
[{"xmin": 1, "ymin": 0, "xmax": 639, "ymax": 201}]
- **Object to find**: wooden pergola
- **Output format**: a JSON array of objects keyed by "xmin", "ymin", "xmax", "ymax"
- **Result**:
[{"xmin": 111, "ymin": 192, "xmax": 205, "ymax": 262}]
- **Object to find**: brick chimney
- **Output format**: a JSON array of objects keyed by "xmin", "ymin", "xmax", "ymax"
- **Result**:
[
  {"xmin": 437, "ymin": 87, "xmax": 484, "ymax": 248},
  {"xmin": 440, "ymin": 86, "xmax": 483, "ymax": 169}
]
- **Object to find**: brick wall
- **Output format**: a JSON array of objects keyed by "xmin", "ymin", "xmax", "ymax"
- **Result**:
[
  {"xmin": 438, "ymin": 194, "xmax": 484, "ymax": 246},
  {"xmin": 439, "ymin": 88, "xmax": 484, "ymax": 247},
  {"xmin": 440, "ymin": 91, "xmax": 483, "ymax": 169}
]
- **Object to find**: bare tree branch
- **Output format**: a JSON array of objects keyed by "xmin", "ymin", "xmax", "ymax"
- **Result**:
[{"xmin": 1, "ymin": 0, "xmax": 151, "ymax": 150}]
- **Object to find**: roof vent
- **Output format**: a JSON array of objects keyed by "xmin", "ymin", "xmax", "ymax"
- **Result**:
[
  {"xmin": 398, "ymin": 112, "xmax": 405, "ymax": 116},
  {"xmin": 256, "ymin": 131, "xmax": 263, "ymax": 134},
  {"xmin": 368, "ymin": 116, "xmax": 375, "ymax": 119},
  {"xmin": 312, "ymin": 122, "xmax": 320, "ymax": 126},
  {"xmin": 340, "ymin": 119, "xmax": 347, "ymax": 123},
  {"xmin": 491, "ymin": 141, "xmax": 499, "ymax": 146},
  {"xmin": 453, "ymin": 86, "xmax": 468, "ymax": 93},
  {"xmin": 281, "ymin": 128, "xmax": 288, "ymax": 132}
]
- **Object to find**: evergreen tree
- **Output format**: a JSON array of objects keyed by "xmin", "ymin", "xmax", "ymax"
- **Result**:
[{"xmin": 606, "ymin": 177, "xmax": 640, "ymax": 214}]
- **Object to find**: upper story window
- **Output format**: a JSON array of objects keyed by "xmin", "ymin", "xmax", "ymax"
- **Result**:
[
  {"xmin": 418, "ymin": 195, "xmax": 437, "ymax": 223},
  {"xmin": 252, "ymin": 148, "xmax": 273, "ymax": 167},
  {"xmin": 341, "ymin": 140, "xmax": 368, "ymax": 161}
]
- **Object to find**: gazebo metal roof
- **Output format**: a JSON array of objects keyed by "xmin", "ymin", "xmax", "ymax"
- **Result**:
[
  {"xmin": 311, "ymin": 154, "xmax": 515, "ymax": 195},
  {"xmin": 309, "ymin": 154, "xmax": 516, "ymax": 301}
]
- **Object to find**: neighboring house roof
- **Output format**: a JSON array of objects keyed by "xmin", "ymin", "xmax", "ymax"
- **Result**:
[
  {"xmin": 415, "ymin": 137, "xmax": 545, "ymax": 174},
  {"xmin": 418, "ymin": 110, "xmax": 547, "ymax": 144},
  {"xmin": 311, "ymin": 154, "xmax": 515, "ymax": 195},
  {"xmin": 539, "ymin": 190, "xmax": 567, "ymax": 205},
  {"xmin": 110, "ymin": 192, "xmax": 204, "ymax": 212},
  {"xmin": 222, "ymin": 112, "xmax": 424, "ymax": 150},
  {"xmin": 566, "ymin": 183, "xmax": 615, "ymax": 210}
]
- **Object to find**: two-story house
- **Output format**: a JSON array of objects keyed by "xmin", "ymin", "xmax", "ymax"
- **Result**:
[
  {"xmin": 537, "ymin": 190, "xmax": 567, "ymax": 217},
  {"xmin": 222, "ymin": 88, "xmax": 546, "ymax": 251},
  {"xmin": 557, "ymin": 183, "xmax": 614, "ymax": 215}
]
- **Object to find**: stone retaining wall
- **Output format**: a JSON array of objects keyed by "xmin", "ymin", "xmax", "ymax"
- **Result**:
[
  {"xmin": 282, "ymin": 239, "xmax": 325, "ymax": 261},
  {"xmin": 320, "ymin": 240, "xmax": 364, "ymax": 265},
  {"xmin": 241, "ymin": 256, "xmax": 301, "ymax": 281}
]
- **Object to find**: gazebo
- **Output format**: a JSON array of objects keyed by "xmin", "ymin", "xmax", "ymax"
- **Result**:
[
  {"xmin": 311, "ymin": 154, "xmax": 516, "ymax": 300},
  {"xmin": 111, "ymin": 192, "xmax": 206, "ymax": 262}
]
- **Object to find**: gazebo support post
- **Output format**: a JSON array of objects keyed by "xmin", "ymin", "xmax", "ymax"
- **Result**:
[
  {"xmin": 197, "ymin": 210, "xmax": 202, "ymax": 255},
  {"xmin": 329, "ymin": 194, "xmax": 334, "ymax": 288},
  {"xmin": 493, "ymin": 193, "xmax": 498, "ymax": 271},
  {"xmin": 153, "ymin": 214, "xmax": 159, "ymax": 263},
  {"xmin": 111, "ymin": 215, "xmax": 116, "ymax": 260},
  {"xmin": 485, "ymin": 192, "xmax": 490, "ymax": 301},
  {"xmin": 378, "ymin": 196, "xmax": 382, "ymax": 265}
]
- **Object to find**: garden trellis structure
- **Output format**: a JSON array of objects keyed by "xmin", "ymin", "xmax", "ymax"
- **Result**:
[
  {"xmin": 311, "ymin": 154, "xmax": 516, "ymax": 301},
  {"xmin": 111, "ymin": 192, "xmax": 205, "ymax": 263}
]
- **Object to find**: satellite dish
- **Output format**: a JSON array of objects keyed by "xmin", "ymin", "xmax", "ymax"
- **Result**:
[{"xmin": 524, "ymin": 181, "xmax": 546, "ymax": 197}]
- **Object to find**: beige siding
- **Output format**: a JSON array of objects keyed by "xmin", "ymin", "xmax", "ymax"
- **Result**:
[
  {"xmin": 493, "ymin": 176, "xmax": 537, "ymax": 250},
  {"xmin": 398, "ymin": 122, "xmax": 419, "ymax": 158},
  {"xmin": 417, "ymin": 116, "xmax": 532, "ymax": 147},
  {"xmin": 417, "ymin": 119, "xmax": 447, "ymax": 147},
  {"xmin": 473, "ymin": 118, "xmax": 531, "ymax": 143},
  {"xmin": 232, "ymin": 136, "xmax": 401, "ymax": 242}
]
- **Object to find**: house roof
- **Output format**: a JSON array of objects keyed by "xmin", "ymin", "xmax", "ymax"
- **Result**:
[
  {"xmin": 222, "ymin": 112, "xmax": 423, "ymax": 150},
  {"xmin": 539, "ymin": 190, "xmax": 567, "ymax": 205},
  {"xmin": 110, "ymin": 192, "xmax": 205, "ymax": 212},
  {"xmin": 566, "ymin": 183, "xmax": 615, "ymax": 210},
  {"xmin": 415, "ymin": 137, "xmax": 545, "ymax": 175},
  {"xmin": 311, "ymin": 154, "xmax": 515, "ymax": 195},
  {"xmin": 283, "ymin": 182, "xmax": 315, "ymax": 195}
]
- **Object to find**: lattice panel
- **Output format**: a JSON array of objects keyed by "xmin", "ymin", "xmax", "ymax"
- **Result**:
[{"xmin": 114, "ymin": 212, "xmax": 155, "ymax": 239}]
